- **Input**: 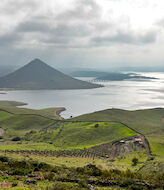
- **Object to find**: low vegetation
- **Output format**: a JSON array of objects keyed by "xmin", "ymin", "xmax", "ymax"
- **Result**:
[
  {"xmin": 0, "ymin": 101, "xmax": 164, "ymax": 189},
  {"xmin": 0, "ymin": 100, "xmax": 64, "ymax": 120},
  {"xmin": 72, "ymin": 108, "xmax": 164, "ymax": 157},
  {"xmin": 0, "ymin": 155, "xmax": 163, "ymax": 189}
]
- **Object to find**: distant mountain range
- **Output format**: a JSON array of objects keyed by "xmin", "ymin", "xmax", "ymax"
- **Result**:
[
  {"xmin": 71, "ymin": 71, "xmax": 109, "ymax": 77},
  {"xmin": 71, "ymin": 71, "xmax": 157, "ymax": 81},
  {"xmin": 0, "ymin": 59, "xmax": 101, "ymax": 90}
]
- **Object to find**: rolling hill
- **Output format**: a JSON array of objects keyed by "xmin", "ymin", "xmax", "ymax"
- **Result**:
[
  {"xmin": 0, "ymin": 59, "xmax": 101, "ymax": 90},
  {"xmin": 72, "ymin": 108, "xmax": 164, "ymax": 156},
  {"xmin": 0, "ymin": 109, "xmax": 136, "ymax": 150}
]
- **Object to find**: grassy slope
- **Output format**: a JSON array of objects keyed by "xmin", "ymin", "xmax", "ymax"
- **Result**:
[
  {"xmin": 0, "ymin": 110, "xmax": 54, "ymax": 138},
  {"xmin": 0, "ymin": 100, "xmax": 64, "ymax": 119},
  {"xmin": 0, "ymin": 109, "xmax": 137, "ymax": 150},
  {"xmin": 72, "ymin": 108, "xmax": 164, "ymax": 156},
  {"xmin": 30, "ymin": 122, "xmax": 137, "ymax": 149}
]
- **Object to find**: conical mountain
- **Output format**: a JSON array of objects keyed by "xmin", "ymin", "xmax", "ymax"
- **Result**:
[{"xmin": 0, "ymin": 59, "xmax": 101, "ymax": 90}]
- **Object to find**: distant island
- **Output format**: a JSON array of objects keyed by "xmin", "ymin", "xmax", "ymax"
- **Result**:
[
  {"xmin": 71, "ymin": 70, "xmax": 158, "ymax": 81},
  {"xmin": 96, "ymin": 73, "xmax": 157, "ymax": 81},
  {"xmin": 0, "ymin": 59, "xmax": 102, "ymax": 90}
]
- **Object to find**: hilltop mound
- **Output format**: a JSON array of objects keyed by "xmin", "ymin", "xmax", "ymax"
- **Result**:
[{"xmin": 0, "ymin": 59, "xmax": 101, "ymax": 90}]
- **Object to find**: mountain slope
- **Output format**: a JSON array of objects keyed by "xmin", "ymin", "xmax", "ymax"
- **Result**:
[{"xmin": 0, "ymin": 59, "xmax": 101, "ymax": 90}]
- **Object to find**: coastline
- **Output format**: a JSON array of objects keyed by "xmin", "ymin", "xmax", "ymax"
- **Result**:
[{"xmin": 55, "ymin": 107, "xmax": 66, "ymax": 120}]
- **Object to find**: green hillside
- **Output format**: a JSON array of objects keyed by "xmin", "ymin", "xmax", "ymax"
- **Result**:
[
  {"xmin": 72, "ymin": 108, "xmax": 164, "ymax": 156},
  {"xmin": 0, "ymin": 110, "xmax": 54, "ymax": 138},
  {"xmin": 0, "ymin": 102, "xmax": 164, "ymax": 188},
  {"xmin": 0, "ymin": 109, "xmax": 137, "ymax": 150},
  {"xmin": 0, "ymin": 100, "xmax": 64, "ymax": 120},
  {"xmin": 28, "ymin": 122, "xmax": 137, "ymax": 149}
]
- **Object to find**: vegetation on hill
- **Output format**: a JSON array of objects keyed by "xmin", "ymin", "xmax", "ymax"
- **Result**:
[
  {"xmin": 0, "ymin": 108, "xmax": 136, "ymax": 150},
  {"xmin": 72, "ymin": 108, "xmax": 164, "ymax": 157},
  {"xmin": 0, "ymin": 154, "xmax": 163, "ymax": 189},
  {"xmin": 0, "ymin": 101, "xmax": 164, "ymax": 189},
  {"xmin": 0, "ymin": 100, "xmax": 64, "ymax": 120}
]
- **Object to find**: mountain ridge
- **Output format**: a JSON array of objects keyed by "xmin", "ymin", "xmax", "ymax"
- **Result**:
[{"xmin": 0, "ymin": 59, "xmax": 101, "ymax": 90}]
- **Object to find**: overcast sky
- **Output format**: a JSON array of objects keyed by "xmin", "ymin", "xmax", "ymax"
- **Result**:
[{"xmin": 0, "ymin": 0, "xmax": 164, "ymax": 69}]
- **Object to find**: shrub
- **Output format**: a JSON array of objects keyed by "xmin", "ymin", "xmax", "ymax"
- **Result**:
[
  {"xmin": 11, "ymin": 169, "xmax": 28, "ymax": 175},
  {"xmin": 132, "ymin": 158, "xmax": 138, "ymax": 166},
  {"xmin": 12, "ymin": 137, "xmax": 21, "ymax": 141},
  {"xmin": 84, "ymin": 164, "xmax": 102, "ymax": 176},
  {"xmin": 94, "ymin": 124, "xmax": 99, "ymax": 128},
  {"xmin": 0, "ymin": 156, "xmax": 9, "ymax": 162},
  {"xmin": 78, "ymin": 179, "xmax": 88, "ymax": 188},
  {"xmin": 46, "ymin": 182, "xmax": 81, "ymax": 190}
]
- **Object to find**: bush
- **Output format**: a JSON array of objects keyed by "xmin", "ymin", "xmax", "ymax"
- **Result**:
[
  {"xmin": 84, "ymin": 164, "xmax": 102, "ymax": 176},
  {"xmin": 132, "ymin": 158, "xmax": 138, "ymax": 166},
  {"xmin": 128, "ymin": 184, "xmax": 145, "ymax": 190},
  {"xmin": 46, "ymin": 182, "xmax": 81, "ymax": 190},
  {"xmin": 11, "ymin": 169, "xmax": 28, "ymax": 175},
  {"xmin": 0, "ymin": 156, "xmax": 9, "ymax": 162},
  {"xmin": 12, "ymin": 137, "xmax": 21, "ymax": 141},
  {"xmin": 78, "ymin": 179, "xmax": 88, "ymax": 188},
  {"xmin": 94, "ymin": 124, "xmax": 99, "ymax": 128}
]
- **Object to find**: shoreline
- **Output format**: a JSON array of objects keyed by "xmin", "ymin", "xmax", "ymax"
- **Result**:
[{"xmin": 55, "ymin": 107, "xmax": 66, "ymax": 120}]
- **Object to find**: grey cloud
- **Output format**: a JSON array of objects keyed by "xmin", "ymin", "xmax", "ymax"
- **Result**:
[
  {"xmin": 17, "ymin": 20, "xmax": 90, "ymax": 37},
  {"xmin": 0, "ymin": 0, "xmax": 38, "ymax": 14},
  {"xmin": 0, "ymin": 33, "xmax": 22, "ymax": 46},
  {"xmin": 91, "ymin": 30, "xmax": 157, "ymax": 45},
  {"xmin": 56, "ymin": 0, "xmax": 101, "ymax": 22},
  {"xmin": 0, "ymin": 0, "xmax": 160, "ymax": 68},
  {"xmin": 16, "ymin": 20, "xmax": 50, "ymax": 33}
]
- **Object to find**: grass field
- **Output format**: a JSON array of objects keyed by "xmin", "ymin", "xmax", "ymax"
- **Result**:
[
  {"xmin": 0, "ymin": 109, "xmax": 137, "ymax": 150},
  {"xmin": 73, "ymin": 108, "xmax": 164, "ymax": 157},
  {"xmin": 29, "ymin": 122, "xmax": 137, "ymax": 149},
  {"xmin": 0, "ymin": 100, "xmax": 64, "ymax": 120}
]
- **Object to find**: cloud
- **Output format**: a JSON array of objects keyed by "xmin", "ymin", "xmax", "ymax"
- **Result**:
[
  {"xmin": 91, "ymin": 30, "xmax": 157, "ymax": 45},
  {"xmin": 155, "ymin": 18, "xmax": 164, "ymax": 28},
  {"xmin": 0, "ymin": 0, "xmax": 163, "ymax": 67},
  {"xmin": 56, "ymin": 0, "xmax": 101, "ymax": 22},
  {"xmin": 0, "ymin": 0, "xmax": 39, "ymax": 14},
  {"xmin": 0, "ymin": 0, "xmax": 158, "ymax": 48},
  {"xmin": 0, "ymin": 33, "xmax": 22, "ymax": 46}
]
